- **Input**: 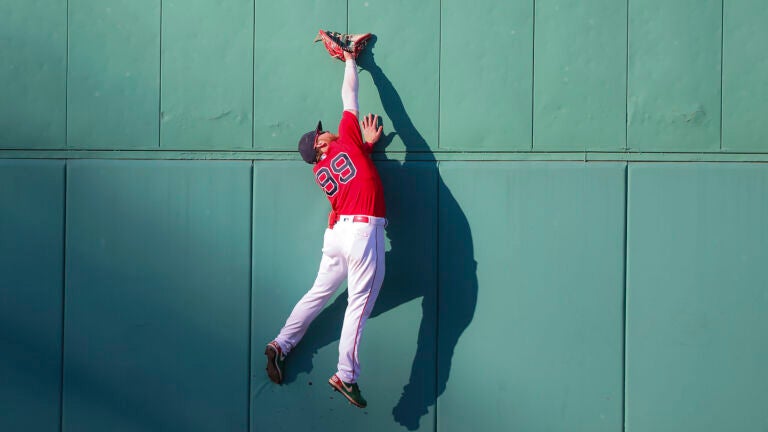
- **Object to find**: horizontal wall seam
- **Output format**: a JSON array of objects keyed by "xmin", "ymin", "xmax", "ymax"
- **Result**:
[{"xmin": 2, "ymin": 150, "xmax": 768, "ymax": 163}]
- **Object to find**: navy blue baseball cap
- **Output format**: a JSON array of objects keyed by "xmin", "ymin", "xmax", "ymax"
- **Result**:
[{"xmin": 298, "ymin": 121, "xmax": 323, "ymax": 164}]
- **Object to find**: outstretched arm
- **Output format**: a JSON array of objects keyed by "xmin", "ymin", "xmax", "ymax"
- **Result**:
[{"xmin": 341, "ymin": 51, "xmax": 359, "ymax": 117}]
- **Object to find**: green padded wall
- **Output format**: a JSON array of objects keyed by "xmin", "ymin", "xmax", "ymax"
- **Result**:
[
  {"xmin": 3, "ymin": 1, "xmax": 768, "ymax": 431},
  {"xmin": 440, "ymin": 0, "xmax": 532, "ymax": 151},
  {"xmin": 352, "ymin": 0, "xmax": 440, "ymax": 152},
  {"xmin": 253, "ymin": 0, "xmax": 346, "ymax": 150},
  {"xmin": 626, "ymin": 164, "xmax": 768, "ymax": 432},
  {"xmin": 160, "ymin": 0, "xmax": 253, "ymax": 150},
  {"xmin": 64, "ymin": 160, "xmax": 251, "ymax": 432},
  {"xmin": 628, "ymin": 0, "xmax": 722, "ymax": 151},
  {"xmin": 4, "ymin": 0, "xmax": 768, "ymax": 156},
  {"xmin": 437, "ymin": 162, "xmax": 626, "ymax": 432},
  {"xmin": 251, "ymin": 160, "xmax": 438, "ymax": 431},
  {"xmin": 0, "ymin": 0, "xmax": 66, "ymax": 148},
  {"xmin": 534, "ymin": 0, "xmax": 627, "ymax": 151},
  {"xmin": 722, "ymin": 0, "xmax": 768, "ymax": 152},
  {"xmin": 0, "ymin": 160, "xmax": 64, "ymax": 432},
  {"xmin": 67, "ymin": 0, "xmax": 160, "ymax": 149}
]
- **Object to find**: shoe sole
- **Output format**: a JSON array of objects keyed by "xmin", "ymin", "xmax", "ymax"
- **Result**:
[
  {"xmin": 328, "ymin": 377, "xmax": 366, "ymax": 408},
  {"xmin": 265, "ymin": 345, "xmax": 283, "ymax": 384}
]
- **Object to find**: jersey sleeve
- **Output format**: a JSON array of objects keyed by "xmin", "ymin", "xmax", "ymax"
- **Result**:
[
  {"xmin": 360, "ymin": 141, "xmax": 374, "ymax": 154},
  {"xmin": 338, "ymin": 110, "xmax": 363, "ymax": 148}
]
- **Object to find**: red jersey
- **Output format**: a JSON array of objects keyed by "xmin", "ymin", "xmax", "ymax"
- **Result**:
[{"xmin": 313, "ymin": 111, "xmax": 386, "ymax": 218}]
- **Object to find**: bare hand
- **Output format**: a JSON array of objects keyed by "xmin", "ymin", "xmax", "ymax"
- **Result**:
[{"xmin": 361, "ymin": 114, "xmax": 383, "ymax": 144}]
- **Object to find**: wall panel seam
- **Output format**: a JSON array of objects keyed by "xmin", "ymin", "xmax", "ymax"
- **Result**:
[
  {"xmin": 4, "ymin": 151, "xmax": 768, "ymax": 163},
  {"xmin": 59, "ymin": 161, "xmax": 68, "ymax": 432},
  {"xmin": 530, "ymin": 0, "xmax": 536, "ymax": 151},
  {"xmin": 437, "ymin": 0, "xmax": 442, "ymax": 151},
  {"xmin": 622, "ymin": 162, "xmax": 629, "ymax": 432},
  {"xmin": 65, "ymin": 0, "xmax": 70, "ymax": 149},
  {"xmin": 252, "ymin": 0, "xmax": 256, "ymax": 150},
  {"xmin": 625, "ymin": 0, "xmax": 630, "ymax": 151},
  {"xmin": 719, "ymin": 0, "xmax": 725, "ymax": 150},
  {"xmin": 158, "ymin": 0, "xmax": 164, "ymax": 149},
  {"xmin": 247, "ymin": 161, "xmax": 254, "ymax": 431},
  {"xmin": 434, "ymin": 159, "xmax": 440, "ymax": 432}
]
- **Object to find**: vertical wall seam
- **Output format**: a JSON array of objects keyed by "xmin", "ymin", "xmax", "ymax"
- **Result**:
[
  {"xmin": 434, "ymin": 5, "xmax": 443, "ymax": 429},
  {"xmin": 60, "ymin": 0, "xmax": 70, "ymax": 415},
  {"xmin": 625, "ymin": 0, "xmax": 630, "ymax": 151},
  {"xmin": 59, "ymin": 161, "xmax": 68, "ymax": 432},
  {"xmin": 530, "ymin": 0, "xmax": 536, "ymax": 151},
  {"xmin": 437, "ymin": 0, "xmax": 442, "ymax": 151},
  {"xmin": 246, "ymin": 162, "xmax": 254, "ymax": 431},
  {"xmin": 64, "ymin": 0, "xmax": 69, "ymax": 148},
  {"xmin": 435, "ymin": 6, "xmax": 444, "ymax": 426},
  {"xmin": 434, "ymin": 161, "xmax": 440, "ymax": 432},
  {"xmin": 158, "ymin": 0, "xmax": 163, "ymax": 148},
  {"xmin": 719, "ymin": 0, "xmax": 725, "ymax": 150},
  {"xmin": 251, "ymin": 0, "xmax": 256, "ymax": 150},
  {"xmin": 622, "ymin": 162, "xmax": 629, "ymax": 432}
]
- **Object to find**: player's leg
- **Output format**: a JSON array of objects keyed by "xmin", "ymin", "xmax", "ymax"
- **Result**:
[
  {"xmin": 328, "ymin": 221, "xmax": 385, "ymax": 407},
  {"xmin": 274, "ymin": 229, "xmax": 347, "ymax": 354},
  {"xmin": 335, "ymin": 221, "xmax": 386, "ymax": 384},
  {"xmin": 266, "ymin": 229, "xmax": 346, "ymax": 384}
]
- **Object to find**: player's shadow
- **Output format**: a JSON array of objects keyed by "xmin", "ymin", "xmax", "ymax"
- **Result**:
[{"xmin": 282, "ymin": 36, "xmax": 478, "ymax": 431}]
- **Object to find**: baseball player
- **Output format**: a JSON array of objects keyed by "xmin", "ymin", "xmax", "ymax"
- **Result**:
[{"xmin": 265, "ymin": 32, "xmax": 385, "ymax": 409}]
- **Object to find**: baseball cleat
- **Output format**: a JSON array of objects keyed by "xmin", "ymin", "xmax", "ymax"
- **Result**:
[
  {"xmin": 328, "ymin": 374, "xmax": 367, "ymax": 408},
  {"xmin": 265, "ymin": 341, "xmax": 285, "ymax": 384}
]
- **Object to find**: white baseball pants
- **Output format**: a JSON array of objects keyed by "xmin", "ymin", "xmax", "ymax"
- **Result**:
[{"xmin": 275, "ymin": 215, "xmax": 386, "ymax": 383}]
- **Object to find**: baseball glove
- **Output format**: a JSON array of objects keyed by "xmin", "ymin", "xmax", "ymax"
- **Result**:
[{"xmin": 313, "ymin": 30, "xmax": 372, "ymax": 61}]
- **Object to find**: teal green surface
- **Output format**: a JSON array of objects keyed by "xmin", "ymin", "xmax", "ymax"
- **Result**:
[
  {"xmin": 64, "ymin": 160, "xmax": 251, "ymax": 432},
  {"xmin": 0, "ymin": 160, "xmax": 64, "ymax": 432},
  {"xmin": 722, "ymin": 1, "xmax": 768, "ymax": 152},
  {"xmin": 253, "ymin": 0, "xmax": 347, "ymax": 150},
  {"xmin": 4, "ymin": 0, "xmax": 768, "ymax": 431},
  {"xmin": 67, "ymin": 0, "xmax": 160, "ymax": 149},
  {"xmin": 351, "ymin": 0, "xmax": 440, "ymax": 152},
  {"xmin": 250, "ymin": 161, "xmax": 353, "ymax": 428},
  {"xmin": 534, "ymin": 0, "xmax": 627, "ymax": 151},
  {"xmin": 374, "ymin": 161, "xmax": 438, "ymax": 430},
  {"xmin": 5, "ymin": 0, "xmax": 768, "ymax": 156},
  {"xmin": 251, "ymin": 161, "xmax": 438, "ymax": 431},
  {"xmin": 626, "ymin": 163, "xmax": 768, "ymax": 432},
  {"xmin": 437, "ymin": 162, "xmax": 626, "ymax": 432},
  {"xmin": 628, "ymin": 0, "xmax": 722, "ymax": 151},
  {"xmin": 160, "ymin": 0, "xmax": 253, "ymax": 150},
  {"xmin": 0, "ymin": 0, "xmax": 66, "ymax": 148},
  {"xmin": 440, "ymin": 0, "xmax": 532, "ymax": 151}
]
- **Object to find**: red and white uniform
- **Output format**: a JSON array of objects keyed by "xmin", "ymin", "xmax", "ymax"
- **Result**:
[
  {"xmin": 275, "ymin": 109, "xmax": 386, "ymax": 384},
  {"xmin": 314, "ymin": 111, "xmax": 386, "ymax": 220}
]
